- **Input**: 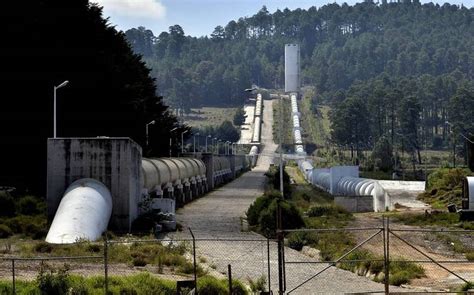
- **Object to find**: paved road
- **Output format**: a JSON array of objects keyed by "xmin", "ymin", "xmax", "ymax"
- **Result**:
[{"xmin": 172, "ymin": 99, "xmax": 398, "ymax": 294}]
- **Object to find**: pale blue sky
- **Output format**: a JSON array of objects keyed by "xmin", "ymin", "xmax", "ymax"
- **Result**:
[{"xmin": 93, "ymin": 0, "xmax": 474, "ymax": 37}]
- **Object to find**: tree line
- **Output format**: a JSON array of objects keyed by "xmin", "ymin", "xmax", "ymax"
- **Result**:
[
  {"xmin": 0, "ymin": 0, "xmax": 185, "ymax": 193},
  {"xmin": 125, "ymin": 1, "xmax": 473, "ymax": 164}
]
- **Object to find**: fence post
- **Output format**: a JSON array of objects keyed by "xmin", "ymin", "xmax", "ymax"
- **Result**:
[
  {"xmin": 189, "ymin": 227, "xmax": 197, "ymax": 294},
  {"xmin": 104, "ymin": 235, "xmax": 109, "ymax": 295},
  {"xmin": 277, "ymin": 200, "xmax": 284, "ymax": 295},
  {"xmin": 382, "ymin": 216, "xmax": 388, "ymax": 294},
  {"xmin": 228, "ymin": 264, "xmax": 233, "ymax": 294},
  {"xmin": 385, "ymin": 217, "xmax": 390, "ymax": 294},
  {"xmin": 267, "ymin": 237, "xmax": 271, "ymax": 293},
  {"xmin": 11, "ymin": 259, "xmax": 15, "ymax": 295}
]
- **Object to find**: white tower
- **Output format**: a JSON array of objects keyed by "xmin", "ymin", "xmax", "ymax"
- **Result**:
[{"xmin": 285, "ymin": 44, "xmax": 300, "ymax": 93}]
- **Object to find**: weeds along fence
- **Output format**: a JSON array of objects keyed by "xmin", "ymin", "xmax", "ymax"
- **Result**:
[
  {"xmin": 281, "ymin": 217, "xmax": 474, "ymax": 294},
  {"xmin": 0, "ymin": 230, "xmax": 276, "ymax": 294}
]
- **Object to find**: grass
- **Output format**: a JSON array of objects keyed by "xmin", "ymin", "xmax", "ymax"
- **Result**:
[
  {"xmin": 3, "ymin": 238, "xmax": 205, "ymax": 277},
  {"xmin": 300, "ymin": 88, "xmax": 331, "ymax": 148},
  {"xmin": 272, "ymin": 97, "xmax": 293, "ymax": 148},
  {"xmin": 0, "ymin": 271, "xmax": 249, "ymax": 295},
  {"xmin": 181, "ymin": 107, "xmax": 238, "ymax": 129}
]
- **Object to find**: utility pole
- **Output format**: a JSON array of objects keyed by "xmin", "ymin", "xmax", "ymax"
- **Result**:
[{"xmin": 279, "ymin": 94, "xmax": 284, "ymax": 198}]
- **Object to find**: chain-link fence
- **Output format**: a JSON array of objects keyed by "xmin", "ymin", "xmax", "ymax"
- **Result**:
[
  {"xmin": 1, "ymin": 223, "xmax": 473, "ymax": 294},
  {"xmin": 0, "ymin": 231, "xmax": 277, "ymax": 294},
  {"xmin": 281, "ymin": 218, "xmax": 474, "ymax": 294}
]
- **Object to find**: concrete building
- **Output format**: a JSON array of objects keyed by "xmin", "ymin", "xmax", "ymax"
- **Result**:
[{"xmin": 285, "ymin": 44, "xmax": 300, "ymax": 93}]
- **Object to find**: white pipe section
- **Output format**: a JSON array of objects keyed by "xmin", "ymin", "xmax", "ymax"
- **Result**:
[
  {"xmin": 46, "ymin": 178, "xmax": 112, "ymax": 244},
  {"xmin": 252, "ymin": 116, "xmax": 261, "ymax": 142}
]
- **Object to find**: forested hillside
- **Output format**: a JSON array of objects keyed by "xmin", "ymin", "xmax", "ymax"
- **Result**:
[{"xmin": 126, "ymin": 1, "xmax": 473, "ymax": 162}]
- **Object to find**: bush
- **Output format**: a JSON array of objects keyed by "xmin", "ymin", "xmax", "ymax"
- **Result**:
[
  {"xmin": 0, "ymin": 224, "xmax": 12, "ymax": 238},
  {"xmin": 307, "ymin": 204, "xmax": 348, "ymax": 217},
  {"xmin": 196, "ymin": 276, "xmax": 227, "ymax": 295},
  {"xmin": 34, "ymin": 241, "xmax": 52, "ymax": 253},
  {"xmin": 16, "ymin": 195, "xmax": 42, "ymax": 215},
  {"xmin": 37, "ymin": 265, "xmax": 70, "ymax": 295},
  {"xmin": 0, "ymin": 191, "xmax": 15, "ymax": 217},
  {"xmin": 466, "ymin": 252, "xmax": 474, "ymax": 261},
  {"xmin": 246, "ymin": 191, "xmax": 279, "ymax": 226},
  {"xmin": 259, "ymin": 199, "xmax": 304, "ymax": 238},
  {"xmin": 248, "ymin": 275, "xmax": 266, "ymax": 293},
  {"xmin": 419, "ymin": 168, "xmax": 471, "ymax": 208},
  {"xmin": 287, "ymin": 232, "xmax": 306, "ymax": 251}
]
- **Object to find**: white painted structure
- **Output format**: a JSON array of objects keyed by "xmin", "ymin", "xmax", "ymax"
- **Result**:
[
  {"xmin": 285, "ymin": 44, "xmax": 300, "ymax": 93},
  {"xmin": 463, "ymin": 177, "xmax": 474, "ymax": 211},
  {"xmin": 298, "ymin": 164, "xmax": 391, "ymax": 212},
  {"xmin": 290, "ymin": 93, "xmax": 305, "ymax": 155},
  {"xmin": 46, "ymin": 178, "xmax": 112, "ymax": 244}
]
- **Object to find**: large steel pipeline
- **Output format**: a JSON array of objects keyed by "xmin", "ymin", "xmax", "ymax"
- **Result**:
[{"xmin": 46, "ymin": 178, "xmax": 112, "ymax": 244}]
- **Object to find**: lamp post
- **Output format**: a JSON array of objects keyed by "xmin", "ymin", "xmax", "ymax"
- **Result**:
[
  {"xmin": 213, "ymin": 138, "xmax": 217, "ymax": 154},
  {"xmin": 170, "ymin": 127, "xmax": 178, "ymax": 157},
  {"xmin": 206, "ymin": 135, "xmax": 211, "ymax": 153},
  {"xmin": 145, "ymin": 120, "xmax": 155, "ymax": 149},
  {"xmin": 53, "ymin": 80, "xmax": 69, "ymax": 138},
  {"xmin": 193, "ymin": 133, "xmax": 200, "ymax": 153},
  {"xmin": 181, "ymin": 130, "xmax": 189, "ymax": 154}
]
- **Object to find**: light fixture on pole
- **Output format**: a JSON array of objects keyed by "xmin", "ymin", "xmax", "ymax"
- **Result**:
[
  {"xmin": 170, "ymin": 127, "xmax": 178, "ymax": 157},
  {"xmin": 213, "ymin": 137, "xmax": 217, "ymax": 154},
  {"xmin": 206, "ymin": 135, "xmax": 211, "ymax": 153},
  {"xmin": 181, "ymin": 130, "xmax": 189, "ymax": 154},
  {"xmin": 53, "ymin": 80, "xmax": 69, "ymax": 138},
  {"xmin": 145, "ymin": 120, "xmax": 155, "ymax": 149},
  {"xmin": 194, "ymin": 132, "xmax": 200, "ymax": 153}
]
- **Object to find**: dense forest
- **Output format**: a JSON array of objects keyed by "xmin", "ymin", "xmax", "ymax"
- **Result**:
[
  {"xmin": 0, "ymin": 0, "xmax": 185, "ymax": 193},
  {"xmin": 126, "ymin": 1, "xmax": 474, "ymax": 162}
]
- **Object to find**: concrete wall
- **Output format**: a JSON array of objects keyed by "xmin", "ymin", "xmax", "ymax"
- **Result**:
[
  {"xmin": 47, "ymin": 138, "xmax": 142, "ymax": 231},
  {"xmin": 378, "ymin": 180, "xmax": 426, "ymax": 191},
  {"xmin": 334, "ymin": 196, "xmax": 373, "ymax": 213}
]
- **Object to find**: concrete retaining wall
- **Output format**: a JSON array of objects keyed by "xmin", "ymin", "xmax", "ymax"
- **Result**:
[{"xmin": 334, "ymin": 195, "xmax": 374, "ymax": 213}]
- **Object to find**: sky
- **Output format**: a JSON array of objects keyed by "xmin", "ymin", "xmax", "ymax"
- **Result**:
[{"xmin": 93, "ymin": 0, "xmax": 474, "ymax": 37}]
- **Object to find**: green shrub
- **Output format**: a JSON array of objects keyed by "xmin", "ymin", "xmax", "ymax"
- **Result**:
[
  {"xmin": 0, "ymin": 191, "xmax": 15, "ymax": 217},
  {"xmin": 37, "ymin": 264, "xmax": 70, "ymax": 295},
  {"xmin": 196, "ymin": 276, "xmax": 227, "ymax": 295},
  {"xmin": 287, "ymin": 232, "xmax": 306, "ymax": 251},
  {"xmin": 86, "ymin": 243, "xmax": 101, "ymax": 253},
  {"xmin": 231, "ymin": 279, "xmax": 248, "ymax": 295},
  {"xmin": 34, "ymin": 241, "xmax": 52, "ymax": 253},
  {"xmin": 258, "ymin": 199, "xmax": 304, "ymax": 238},
  {"xmin": 16, "ymin": 195, "xmax": 42, "ymax": 215},
  {"xmin": 132, "ymin": 254, "xmax": 147, "ymax": 267},
  {"xmin": 246, "ymin": 190, "xmax": 279, "ymax": 226},
  {"xmin": 248, "ymin": 275, "xmax": 266, "ymax": 293},
  {"xmin": 419, "ymin": 168, "xmax": 472, "ymax": 208},
  {"xmin": 466, "ymin": 252, "xmax": 474, "ymax": 261},
  {"xmin": 307, "ymin": 204, "xmax": 348, "ymax": 217},
  {"xmin": 389, "ymin": 260, "xmax": 425, "ymax": 286},
  {"xmin": 389, "ymin": 271, "xmax": 410, "ymax": 286},
  {"xmin": 0, "ymin": 224, "xmax": 13, "ymax": 238}
]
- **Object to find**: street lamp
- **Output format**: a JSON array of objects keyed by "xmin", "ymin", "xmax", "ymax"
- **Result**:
[
  {"xmin": 213, "ymin": 137, "xmax": 217, "ymax": 154},
  {"xmin": 206, "ymin": 135, "xmax": 211, "ymax": 153},
  {"xmin": 193, "ymin": 133, "xmax": 200, "ymax": 153},
  {"xmin": 181, "ymin": 130, "xmax": 189, "ymax": 154},
  {"xmin": 170, "ymin": 127, "xmax": 178, "ymax": 157},
  {"xmin": 145, "ymin": 120, "xmax": 155, "ymax": 148},
  {"xmin": 53, "ymin": 80, "xmax": 69, "ymax": 138}
]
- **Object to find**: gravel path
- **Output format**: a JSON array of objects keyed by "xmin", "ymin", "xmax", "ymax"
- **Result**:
[{"xmin": 172, "ymin": 99, "xmax": 399, "ymax": 294}]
